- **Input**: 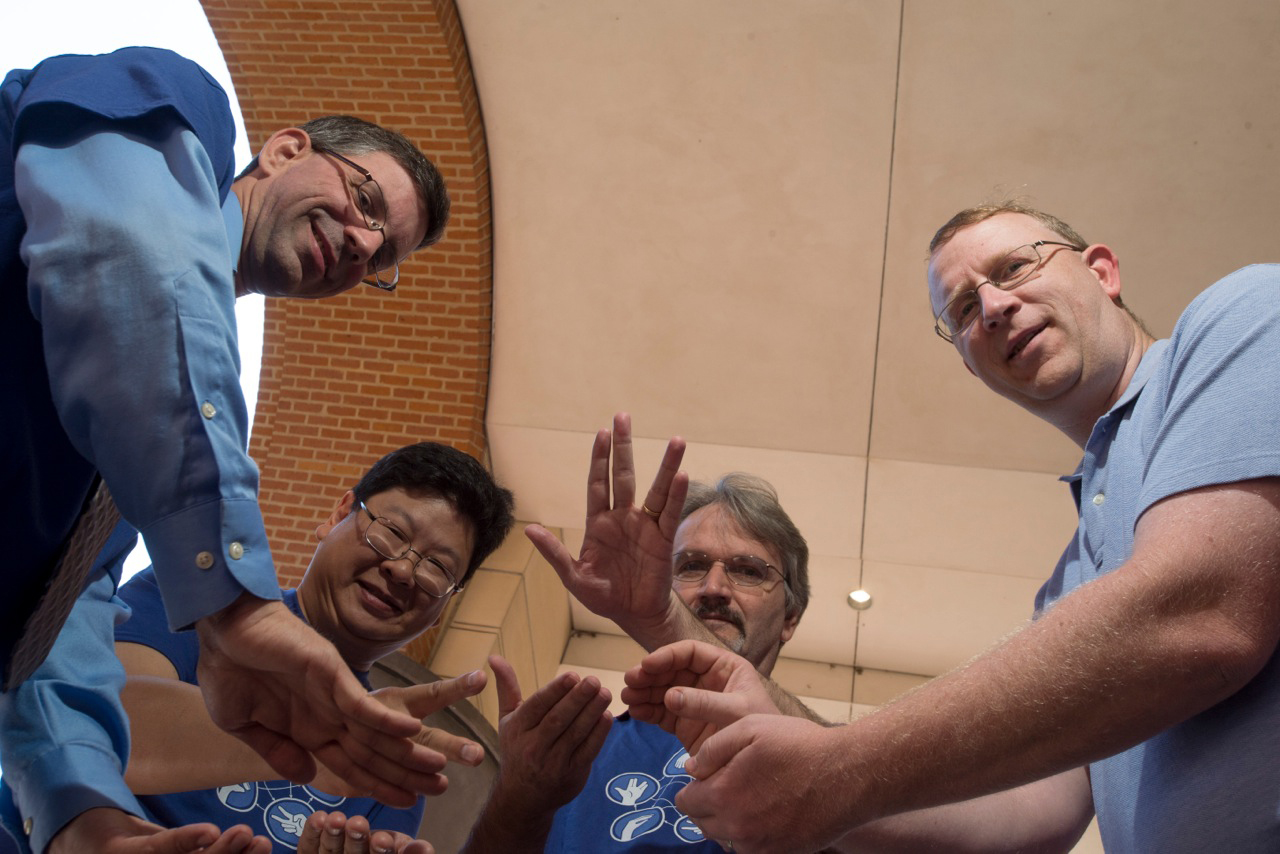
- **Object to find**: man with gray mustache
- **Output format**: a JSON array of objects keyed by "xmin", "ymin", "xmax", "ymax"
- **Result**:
[{"xmin": 462, "ymin": 412, "xmax": 820, "ymax": 853}]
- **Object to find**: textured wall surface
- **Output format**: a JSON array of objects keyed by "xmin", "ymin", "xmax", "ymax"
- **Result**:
[{"xmin": 202, "ymin": 0, "xmax": 492, "ymax": 663}]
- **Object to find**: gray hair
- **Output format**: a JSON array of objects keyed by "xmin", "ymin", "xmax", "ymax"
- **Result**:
[{"xmin": 681, "ymin": 473, "xmax": 810, "ymax": 621}]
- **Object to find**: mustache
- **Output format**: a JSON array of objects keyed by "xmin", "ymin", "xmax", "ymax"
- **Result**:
[{"xmin": 693, "ymin": 602, "xmax": 744, "ymax": 633}]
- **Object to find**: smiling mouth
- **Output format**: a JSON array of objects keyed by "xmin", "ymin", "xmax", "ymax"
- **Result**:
[
  {"xmin": 311, "ymin": 221, "xmax": 336, "ymax": 278},
  {"xmin": 357, "ymin": 581, "xmax": 404, "ymax": 616},
  {"xmin": 1008, "ymin": 324, "xmax": 1046, "ymax": 361}
]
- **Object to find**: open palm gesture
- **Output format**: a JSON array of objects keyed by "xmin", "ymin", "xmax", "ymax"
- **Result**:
[{"xmin": 524, "ymin": 412, "xmax": 689, "ymax": 648}]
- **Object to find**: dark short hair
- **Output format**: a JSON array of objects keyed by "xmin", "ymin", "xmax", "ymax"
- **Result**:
[
  {"xmin": 352, "ymin": 443, "xmax": 515, "ymax": 585},
  {"xmin": 680, "ymin": 473, "xmax": 810, "ymax": 622},
  {"xmin": 239, "ymin": 115, "xmax": 450, "ymax": 250}
]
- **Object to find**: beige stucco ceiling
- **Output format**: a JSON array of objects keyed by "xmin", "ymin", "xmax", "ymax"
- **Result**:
[{"xmin": 459, "ymin": 0, "xmax": 1280, "ymax": 703}]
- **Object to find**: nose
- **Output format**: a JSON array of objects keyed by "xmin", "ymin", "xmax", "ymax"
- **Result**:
[
  {"xmin": 380, "ymin": 552, "xmax": 416, "ymax": 587},
  {"xmin": 696, "ymin": 561, "xmax": 735, "ymax": 599},
  {"xmin": 344, "ymin": 223, "xmax": 382, "ymax": 266},
  {"xmin": 978, "ymin": 281, "xmax": 1020, "ymax": 331}
]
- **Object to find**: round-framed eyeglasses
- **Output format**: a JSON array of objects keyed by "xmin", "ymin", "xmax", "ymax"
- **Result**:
[
  {"xmin": 316, "ymin": 147, "xmax": 401, "ymax": 292},
  {"xmin": 359, "ymin": 501, "xmax": 460, "ymax": 598},
  {"xmin": 672, "ymin": 551, "xmax": 789, "ymax": 592},
  {"xmin": 933, "ymin": 240, "xmax": 1083, "ymax": 342}
]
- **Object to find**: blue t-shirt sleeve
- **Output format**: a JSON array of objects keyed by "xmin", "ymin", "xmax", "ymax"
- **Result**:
[
  {"xmin": 115, "ymin": 567, "xmax": 201, "ymax": 682},
  {"xmin": 1137, "ymin": 265, "xmax": 1280, "ymax": 512}
]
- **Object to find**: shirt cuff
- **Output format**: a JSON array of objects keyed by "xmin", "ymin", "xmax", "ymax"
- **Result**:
[
  {"xmin": 8, "ymin": 738, "xmax": 143, "ymax": 854},
  {"xmin": 143, "ymin": 496, "xmax": 282, "ymax": 630}
]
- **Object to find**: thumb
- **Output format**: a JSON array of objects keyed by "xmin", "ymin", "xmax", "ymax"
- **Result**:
[
  {"xmin": 525, "ymin": 524, "xmax": 576, "ymax": 580},
  {"xmin": 489, "ymin": 654, "xmax": 524, "ymax": 718},
  {"xmin": 683, "ymin": 720, "xmax": 751, "ymax": 780}
]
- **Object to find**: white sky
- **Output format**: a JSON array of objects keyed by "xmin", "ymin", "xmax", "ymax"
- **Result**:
[{"xmin": 2, "ymin": 1, "xmax": 266, "ymax": 581}]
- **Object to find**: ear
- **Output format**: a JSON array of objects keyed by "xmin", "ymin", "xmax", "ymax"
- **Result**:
[
  {"xmin": 779, "ymin": 609, "xmax": 800, "ymax": 645},
  {"xmin": 1082, "ymin": 243, "xmax": 1122, "ymax": 302},
  {"xmin": 255, "ymin": 127, "xmax": 313, "ymax": 176},
  {"xmin": 316, "ymin": 490, "xmax": 357, "ymax": 541}
]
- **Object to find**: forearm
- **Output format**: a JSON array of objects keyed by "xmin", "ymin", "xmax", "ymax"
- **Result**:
[
  {"xmin": 461, "ymin": 782, "xmax": 556, "ymax": 854},
  {"xmin": 15, "ymin": 118, "xmax": 279, "ymax": 630},
  {"xmin": 832, "ymin": 769, "xmax": 1093, "ymax": 854},
  {"xmin": 819, "ymin": 562, "xmax": 1271, "ymax": 826},
  {"xmin": 122, "ymin": 676, "xmax": 274, "ymax": 794},
  {"xmin": 762, "ymin": 678, "xmax": 827, "ymax": 723}
]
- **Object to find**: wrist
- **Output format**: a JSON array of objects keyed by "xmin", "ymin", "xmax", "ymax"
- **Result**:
[
  {"xmin": 468, "ymin": 782, "xmax": 556, "ymax": 853},
  {"xmin": 618, "ymin": 594, "xmax": 689, "ymax": 652}
]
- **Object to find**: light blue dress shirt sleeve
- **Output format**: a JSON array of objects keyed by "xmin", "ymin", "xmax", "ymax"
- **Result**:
[
  {"xmin": 13, "ymin": 115, "xmax": 281, "ymax": 628},
  {"xmin": 1, "ymin": 566, "xmax": 139, "ymax": 854}
]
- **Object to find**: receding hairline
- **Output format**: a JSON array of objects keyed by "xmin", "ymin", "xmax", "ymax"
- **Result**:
[
  {"xmin": 929, "ymin": 203, "xmax": 1088, "ymax": 256},
  {"xmin": 674, "ymin": 503, "xmax": 785, "ymax": 566}
]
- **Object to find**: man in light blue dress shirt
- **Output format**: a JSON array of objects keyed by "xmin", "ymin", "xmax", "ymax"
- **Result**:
[{"xmin": 1, "ymin": 47, "xmax": 451, "ymax": 853}]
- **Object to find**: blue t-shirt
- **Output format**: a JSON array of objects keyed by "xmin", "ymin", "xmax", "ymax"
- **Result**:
[
  {"xmin": 116, "ymin": 569, "xmax": 425, "ymax": 850},
  {"xmin": 546, "ymin": 714, "xmax": 719, "ymax": 852},
  {"xmin": 1036, "ymin": 265, "xmax": 1280, "ymax": 852}
]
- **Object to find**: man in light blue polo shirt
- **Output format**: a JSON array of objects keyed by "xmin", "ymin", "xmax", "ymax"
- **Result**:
[
  {"xmin": 1, "ymin": 47, "xmax": 452, "ymax": 854},
  {"xmin": 643, "ymin": 205, "xmax": 1280, "ymax": 853}
]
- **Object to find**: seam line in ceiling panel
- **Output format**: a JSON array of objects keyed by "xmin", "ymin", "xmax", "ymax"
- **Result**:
[{"xmin": 850, "ymin": 0, "xmax": 907, "ymax": 702}]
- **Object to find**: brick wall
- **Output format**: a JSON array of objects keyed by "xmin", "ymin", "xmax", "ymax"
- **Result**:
[{"xmin": 201, "ymin": 0, "xmax": 492, "ymax": 663}]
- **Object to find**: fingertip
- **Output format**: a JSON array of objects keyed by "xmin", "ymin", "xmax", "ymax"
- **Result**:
[
  {"xmin": 667, "ymin": 688, "xmax": 685, "ymax": 711},
  {"xmin": 460, "ymin": 742, "xmax": 484, "ymax": 765}
]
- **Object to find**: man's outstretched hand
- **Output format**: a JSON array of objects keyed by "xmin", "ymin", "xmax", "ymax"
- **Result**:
[
  {"xmin": 622, "ymin": 639, "xmax": 780, "ymax": 754},
  {"xmin": 48, "ymin": 808, "xmax": 270, "ymax": 854},
  {"xmin": 196, "ymin": 595, "xmax": 448, "ymax": 807},
  {"xmin": 307, "ymin": 670, "xmax": 490, "ymax": 798},
  {"xmin": 524, "ymin": 412, "xmax": 689, "ymax": 648}
]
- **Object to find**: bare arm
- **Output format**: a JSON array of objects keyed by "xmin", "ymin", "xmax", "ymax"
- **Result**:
[
  {"xmin": 670, "ymin": 479, "xmax": 1280, "ymax": 851},
  {"xmin": 831, "ymin": 769, "xmax": 1093, "ymax": 854}
]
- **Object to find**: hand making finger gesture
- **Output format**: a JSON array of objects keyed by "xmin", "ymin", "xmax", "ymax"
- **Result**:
[{"xmin": 524, "ymin": 412, "xmax": 690, "ymax": 649}]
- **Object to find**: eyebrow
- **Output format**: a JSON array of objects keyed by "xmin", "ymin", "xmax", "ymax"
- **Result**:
[
  {"xmin": 379, "ymin": 504, "xmax": 463, "ymax": 565},
  {"xmin": 939, "ymin": 246, "xmax": 1015, "ymax": 299}
]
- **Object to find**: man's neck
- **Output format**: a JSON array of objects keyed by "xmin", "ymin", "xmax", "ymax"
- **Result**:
[{"xmin": 1056, "ymin": 324, "xmax": 1157, "ymax": 448}]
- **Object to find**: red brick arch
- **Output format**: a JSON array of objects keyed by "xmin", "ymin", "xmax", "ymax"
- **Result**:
[{"xmin": 201, "ymin": 0, "xmax": 493, "ymax": 661}]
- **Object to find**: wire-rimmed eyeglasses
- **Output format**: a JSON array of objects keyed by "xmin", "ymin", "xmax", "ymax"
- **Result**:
[
  {"xmin": 672, "ymin": 551, "xmax": 789, "ymax": 592},
  {"xmin": 359, "ymin": 501, "xmax": 460, "ymax": 598},
  {"xmin": 933, "ymin": 240, "xmax": 1083, "ymax": 342},
  {"xmin": 316, "ymin": 148, "xmax": 400, "ymax": 292}
]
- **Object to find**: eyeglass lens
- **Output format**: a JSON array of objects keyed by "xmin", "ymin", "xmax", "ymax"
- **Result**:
[
  {"xmin": 673, "ymin": 552, "xmax": 775, "ymax": 587},
  {"xmin": 364, "ymin": 515, "xmax": 456, "ymax": 596},
  {"xmin": 939, "ymin": 243, "xmax": 1045, "ymax": 337}
]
